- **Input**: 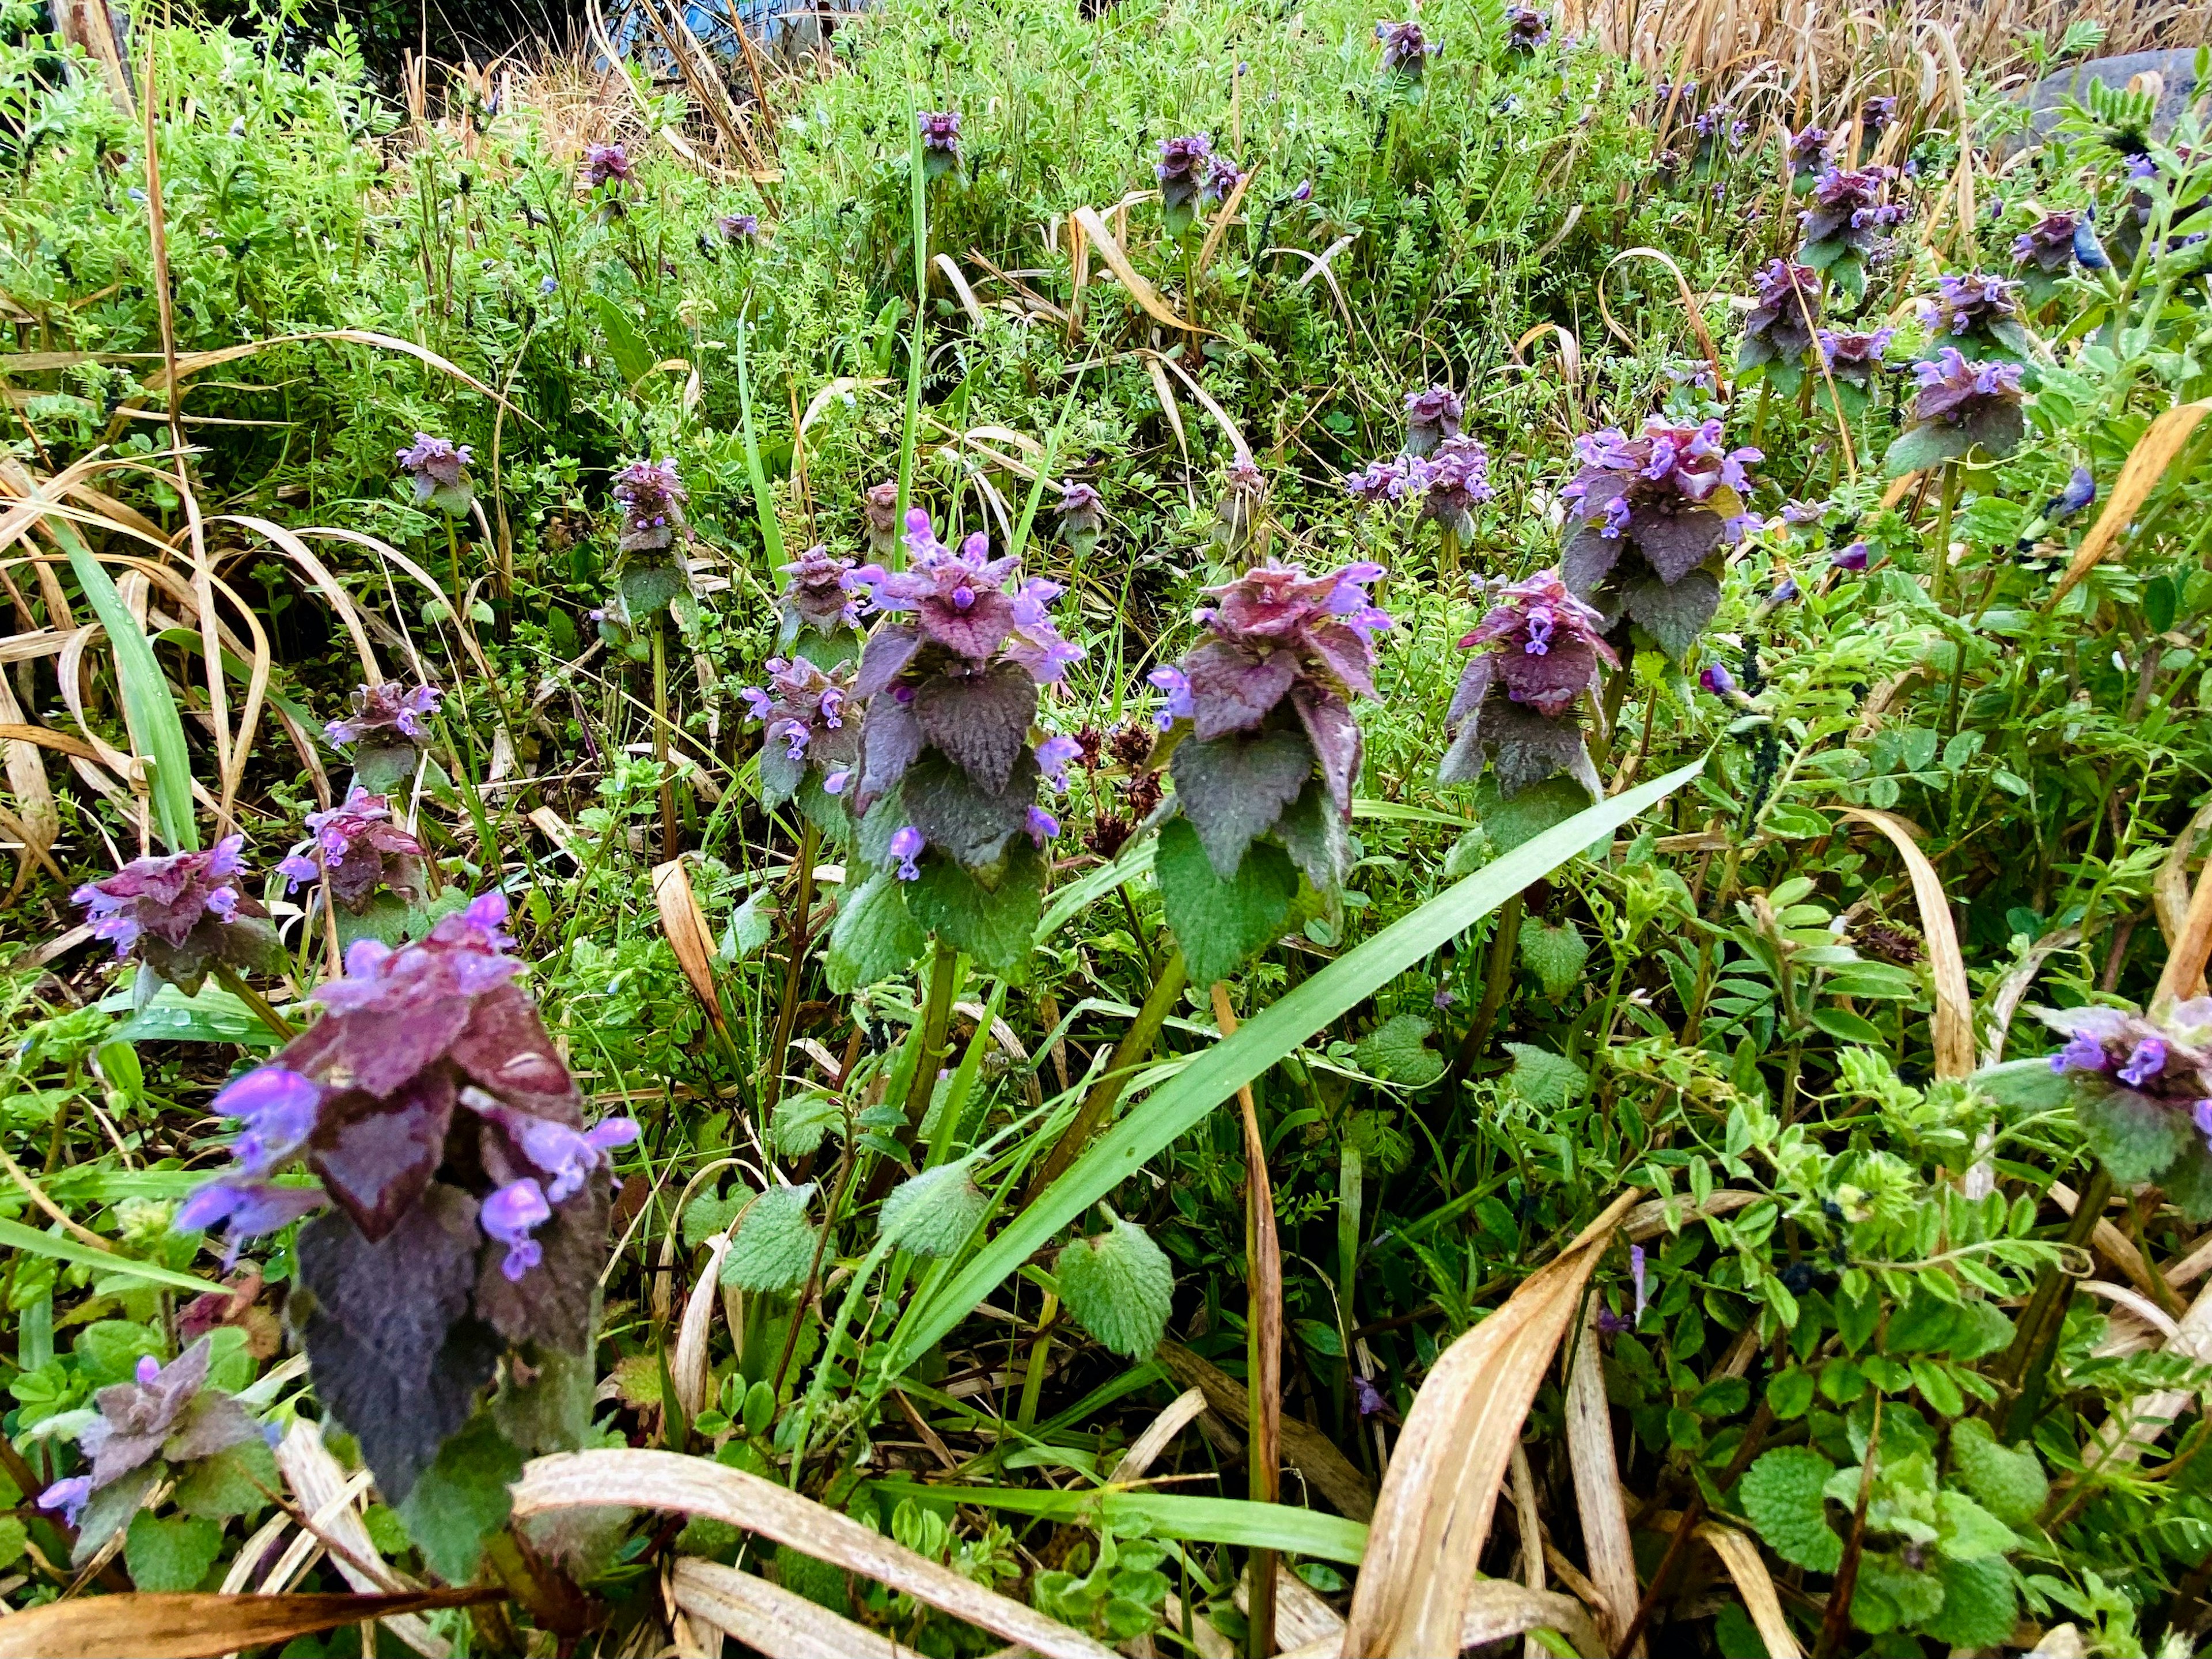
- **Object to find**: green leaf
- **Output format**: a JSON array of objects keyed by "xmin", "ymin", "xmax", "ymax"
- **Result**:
[
  {"xmin": 0, "ymin": 1230, "xmax": 218, "ymax": 1302},
  {"xmin": 721, "ymin": 1184, "xmax": 820, "ymax": 1293},
  {"xmin": 1518, "ymin": 916, "xmax": 1590, "ymax": 999},
  {"xmin": 880, "ymin": 1158, "xmax": 990, "ymax": 1259},
  {"xmin": 77, "ymin": 1320, "xmax": 164, "ymax": 1385},
  {"xmin": 1355, "ymin": 1014, "xmax": 1445, "ymax": 1088},
  {"xmin": 825, "ymin": 871, "xmax": 925, "ymax": 994},
  {"xmin": 1949, "ymin": 1419, "xmax": 2047, "ymax": 1527},
  {"xmin": 124, "ymin": 1512, "xmax": 223, "ymax": 1592},
  {"xmin": 0, "ymin": 1515, "xmax": 26, "ymax": 1570},
  {"xmin": 906, "ymin": 844, "xmax": 1047, "ymax": 980},
  {"xmin": 1741, "ymin": 1446, "xmax": 1842, "ymax": 1572},
  {"xmin": 1934, "ymin": 1489, "xmax": 2018, "ymax": 1558},
  {"xmin": 2075, "ymin": 1082, "xmax": 2192, "ymax": 1185},
  {"xmin": 1503, "ymin": 1043, "xmax": 1586, "ymax": 1110},
  {"xmin": 172, "ymin": 1436, "xmax": 279, "ymax": 1521},
  {"xmin": 770, "ymin": 1093, "xmax": 843, "ymax": 1160},
  {"xmin": 1155, "ymin": 819, "xmax": 1297, "ymax": 988},
  {"xmin": 1809, "ymin": 1006, "xmax": 1885, "ymax": 1046},
  {"xmin": 396, "ymin": 1411, "xmax": 524, "ymax": 1585},
  {"xmin": 105, "ymin": 981, "xmax": 284, "ymax": 1049},
  {"xmin": 1851, "ymin": 1551, "xmax": 1945, "ymax": 1633},
  {"xmin": 1476, "ymin": 774, "xmax": 1599, "ymax": 854},
  {"xmin": 1922, "ymin": 1554, "xmax": 2017, "ymax": 1647},
  {"xmin": 1057, "ymin": 1213, "xmax": 1175, "ymax": 1358},
  {"xmin": 885, "ymin": 760, "xmax": 1706, "ymax": 1373},
  {"xmin": 1946, "ymin": 1300, "xmax": 2014, "ymax": 1365},
  {"xmin": 1883, "ymin": 421, "xmax": 1973, "ymax": 477},
  {"xmin": 683, "ymin": 1188, "xmax": 743, "ymax": 1252},
  {"xmin": 872, "ymin": 1484, "xmax": 1367, "ymax": 1565},
  {"xmin": 1766, "ymin": 1368, "xmax": 1815, "ymax": 1419}
]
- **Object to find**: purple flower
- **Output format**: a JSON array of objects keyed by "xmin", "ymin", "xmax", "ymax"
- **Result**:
[
  {"xmin": 1861, "ymin": 95, "xmax": 1896, "ymax": 133},
  {"xmin": 1816, "ymin": 326, "xmax": 1896, "ymax": 390},
  {"xmin": 1630, "ymin": 1243, "xmax": 1649, "ymax": 1320},
  {"xmin": 73, "ymin": 836, "xmax": 281, "ymax": 995},
  {"xmin": 1403, "ymin": 385, "xmax": 1464, "ymax": 456},
  {"xmin": 395, "ymin": 434, "xmax": 473, "ymax": 515},
  {"xmin": 1376, "ymin": 18, "xmax": 1441, "ymax": 75},
  {"xmin": 613, "ymin": 459, "xmax": 688, "ymax": 555},
  {"xmin": 778, "ymin": 545, "xmax": 861, "ymax": 641},
  {"xmin": 889, "ymin": 827, "xmax": 925, "ymax": 881},
  {"xmin": 1290, "ymin": 179, "xmax": 1313, "ymax": 203},
  {"xmin": 2012, "ymin": 210, "xmax": 2086, "ymax": 274},
  {"xmin": 1505, "ymin": 5, "xmax": 1550, "ymax": 49},
  {"xmin": 483, "ymin": 1177, "xmax": 551, "ymax": 1282},
  {"xmin": 1200, "ymin": 152, "xmax": 1244, "ymax": 207},
  {"xmin": 2120, "ymin": 1039, "xmax": 2169, "ymax": 1088},
  {"xmin": 326, "ymin": 681, "xmax": 441, "ymax": 750},
  {"xmin": 277, "ymin": 788, "xmax": 426, "ymax": 911},
  {"xmin": 175, "ymin": 1177, "xmax": 329, "ymax": 1247},
  {"xmin": 1699, "ymin": 661, "xmax": 1737, "ymax": 696},
  {"xmin": 1832, "ymin": 541, "xmax": 1870, "ymax": 572},
  {"xmin": 742, "ymin": 656, "xmax": 861, "ymax": 806},
  {"xmin": 2051, "ymin": 1032, "xmax": 2109, "ymax": 1074},
  {"xmin": 583, "ymin": 143, "xmax": 631, "ymax": 190},
  {"xmin": 1799, "ymin": 166, "xmax": 1906, "ymax": 257},
  {"xmin": 1780, "ymin": 500, "xmax": 1828, "ymax": 527},
  {"xmin": 1344, "ymin": 453, "xmax": 1415, "ymax": 505},
  {"xmin": 2051, "ymin": 465, "xmax": 2096, "ymax": 522},
  {"xmin": 1918, "ymin": 271, "xmax": 2022, "ymax": 340},
  {"xmin": 718, "ymin": 212, "xmax": 760, "ymax": 243},
  {"xmin": 1149, "ymin": 665, "xmax": 1195, "ymax": 730},
  {"xmin": 1026, "ymin": 805, "xmax": 1060, "ymax": 847},
  {"xmin": 218, "ymin": 1066, "xmax": 322, "ymax": 1177},
  {"xmin": 919, "ymin": 111, "xmax": 961, "ymax": 154},
  {"xmin": 1351, "ymin": 1373, "xmax": 1385, "ymax": 1416},
  {"xmin": 1910, "ymin": 346, "xmax": 2025, "ymax": 433},
  {"xmin": 39, "ymin": 1476, "xmax": 92, "ymax": 1528},
  {"xmin": 1740, "ymin": 259, "xmax": 1822, "ymax": 369},
  {"xmin": 1770, "ymin": 575, "xmax": 1801, "ymax": 604},
  {"xmin": 862, "ymin": 479, "xmax": 903, "ymax": 559},
  {"xmin": 1036, "ymin": 735, "xmax": 1083, "ymax": 791},
  {"xmin": 1157, "ymin": 134, "xmax": 1215, "ymax": 215},
  {"xmin": 1594, "ymin": 1306, "xmax": 1631, "ymax": 1336},
  {"xmin": 1433, "ymin": 988, "xmax": 1456, "ymax": 1008},
  {"xmin": 1438, "ymin": 571, "xmax": 1616, "ymax": 798},
  {"xmin": 1787, "ymin": 126, "xmax": 1834, "ymax": 176}
]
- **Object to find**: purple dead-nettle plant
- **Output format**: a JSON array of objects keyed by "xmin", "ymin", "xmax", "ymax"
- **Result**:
[
  {"xmin": 1214, "ymin": 456, "xmax": 1270, "ymax": 559},
  {"xmin": 328, "ymin": 680, "xmax": 442, "ymax": 796},
  {"xmin": 1861, "ymin": 94, "xmax": 1896, "ymax": 134},
  {"xmin": 718, "ymin": 211, "xmax": 760, "ymax": 243},
  {"xmin": 1817, "ymin": 326, "xmax": 1896, "ymax": 392},
  {"xmin": 1787, "ymin": 126, "xmax": 1834, "ymax": 186},
  {"xmin": 36, "ymin": 1336, "xmax": 266, "ymax": 1562},
  {"xmin": 276, "ymin": 788, "xmax": 427, "ymax": 914},
  {"xmin": 1158, "ymin": 561, "xmax": 1389, "ymax": 903},
  {"xmin": 1376, "ymin": 18, "xmax": 1441, "ymax": 77},
  {"xmin": 1056, "ymin": 480, "xmax": 1104, "ymax": 559},
  {"xmin": 862, "ymin": 478, "xmax": 903, "ymax": 561},
  {"xmin": 1437, "ymin": 570, "xmax": 1619, "ymax": 799},
  {"xmin": 612, "ymin": 457, "xmax": 691, "ymax": 616},
  {"xmin": 836, "ymin": 510, "xmax": 1082, "ymax": 969},
  {"xmin": 1504, "ymin": 6, "xmax": 1551, "ymax": 50},
  {"xmin": 1885, "ymin": 347, "xmax": 2027, "ymax": 474},
  {"xmin": 582, "ymin": 143, "xmax": 632, "ymax": 191},
  {"xmin": 176, "ymin": 892, "xmax": 635, "ymax": 1500},
  {"xmin": 1916, "ymin": 270, "xmax": 2030, "ymax": 357},
  {"xmin": 742, "ymin": 654, "xmax": 861, "ymax": 812},
  {"xmin": 1736, "ymin": 259, "xmax": 1822, "ymax": 388},
  {"xmin": 395, "ymin": 434, "xmax": 474, "ymax": 518},
  {"xmin": 776, "ymin": 544, "xmax": 862, "ymax": 648},
  {"xmin": 1559, "ymin": 416, "xmax": 1762, "ymax": 659},
  {"xmin": 2012, "ymin": 209, "xmax": 2091, "ymax": 274},
  {"xmin": 1403, "ymin": 384, "xmax": 1464, "ymax": 457},
  {"xmin": 1157, "ymin": 133, "xmax": 1214, "ymax": 234},
  {"xmin": 919, "ymin": 111, "xmax": 962, "ymax": 179},
  {"xmin": 2039, "ymin": 999, "xmax": 2212, "ymax": 1218},
  {"xmin": 1798, "ymin": 165, "xmax": 1905, "ymax": 291},
  {"xmin": 1200, "ymin": 151, "xmax": 1245, "ymax": 207},
  {"xmin": 74, "ymin": 836, "xmax": 285, "ymax": 1000}
]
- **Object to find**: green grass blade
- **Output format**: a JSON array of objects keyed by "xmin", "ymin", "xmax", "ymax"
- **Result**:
[
  {"xmin": 734, "ymin": 305, "xmax": 786, "ymax": 571},
  {"xmin": 0, "ymin": 1215, "xmax": 222, "ymax": 1297},
  {"xmin": 1006, "ymin": 368, "xmax": 1087, "ymax": 566},
  {"xmin": 871, "ymin": 1483, "xmax": 1369, "ymax": 1563},
  {"xmin": 52, "ymin": 516, "xmax": 198, "ymax": 851},
  {"xmin": 893, "ymin": 96, "xmax": 929, "ymax": 541},
  {"xmin": 885, "ymin": 757, "xmax": 1706, "ymax": 1372}
]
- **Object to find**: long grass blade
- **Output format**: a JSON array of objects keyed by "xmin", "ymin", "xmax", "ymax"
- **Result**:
[{"xmin": 734, "ymin": 304, "xmax": 787, "ymax": 571}]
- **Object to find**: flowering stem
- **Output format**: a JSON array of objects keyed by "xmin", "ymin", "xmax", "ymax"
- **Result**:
[
  {"xmin": 763, "ymin": 820, "xmax": 820, "ymax": 1124},
  {"xmin": 211, "ymin": 964, "xmax": 297, "ymax": 1041},
  {"xmin": 1930, "ymin": 461, "xmax": 1960, "ymax": 613},
  {"xmin": 897, "ymin": 941, "xmax": 961, "ymax": 1135},
  {"xmin": 652, "ymin": 612, "xmax": 676, "ymax": 862}
]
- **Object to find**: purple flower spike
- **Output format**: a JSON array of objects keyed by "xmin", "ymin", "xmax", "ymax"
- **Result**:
[
  {"xmin": 747, "ymin": 656, "xmax": 861, "ymax": 808},
  {"xmin": 1910, "ymin": 347, "xmax": 2025, "ymax": 438},
  {"xmin": 613, "ymin": 459, "xmax": 688, "ymax": 555},
  {"xmin": 395, "ymin": 434, "xmax": 474, "ymax": 516},
  {"xmin": 1036, "ymin": 734, "xmax": 1083, "ymax": 791},
  {"xmin": 1438, "ymin": 571, "xmax": 1615, "ymax": 799},
  {"xmin": 1505, "ymin": 5, "xmax": 1550, "ymax": 49},
  {"xmin": 2052, "ymin": 465, "xmax": 2096, "ymax": 522},
  {"xmin": 889, "ymin": 827, "xmax": 925, "ymax": 881},
  {"xmin": 1403, "ymin": 384, "xmax": 1464, "ymax": 456},
  {"xmin": 718, "ymin": 211, "xmax": 760, "ymax": 243},
  {"xmin": 1156, "ymin": 134, "xmax": 1215, "ymax": 215},
  {"xmin": 73, "ymin": 836, "xmax": 279, "ymax": 995},
  {"xmin": 326, "ymin": 682, "xmax": 442, "ymax": 751},
  {"xmin": 1741, "ymin": 259, "xmax": 1822, "ymax": 370},
  {"xmin": 2013, "ymin": 209, "xmax": 2086, "ymax": 274},
  {"xmin": 2120, "ymin": 1038, "xmax": 2169, "ymax": 1088},
  {"xmin": 583, "ymin": 143, "xmax": 631, "ymax": 190},
  {"xmin": 1787, "ymin": 126, "xmax": 1834, "ymax": 175},
  {"xmin": 1799, "ymin": 165, "xmax": 1906, "ymax": 260},
  {"xmin": 919, "ymin": 110, "xmax": 961, "ymax": 154},
  {"xmin": 483, "ymin": 1177, "xmax": 551, "ymax": 1282},
  {"xmin": 1351, "ymin": 1373, "xmax": 1385, "ymax": 1416},
  {"xmin": 1919, "ymin": 271, "xmax": 2023, "ymax": 340},
  {"xmin": 279, "ymin": 787, "xmax": 426, "ymax": 912},
  {"xmin": 1149, "ymin": 665, "xmax": 1195, "ymax": 730}
]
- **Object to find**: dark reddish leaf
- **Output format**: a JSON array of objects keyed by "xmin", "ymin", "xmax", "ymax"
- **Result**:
[
  {"xmin": 1169, "ymin": 728, "xmax": 1315, "ymax": 881},
  {"xmin": 912, "ymin": 662, "xmax": 1039, "ymax": 793},
  {"xmin": 1183, "ymin": 641, "xmax": 1298, "ymax": 741},
  {"xmin": 309, "ymin": 1070, "xmax": 456, "ymax": 1242}
]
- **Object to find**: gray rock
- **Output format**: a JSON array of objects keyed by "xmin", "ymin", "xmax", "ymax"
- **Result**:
[{"xmin": 2018, "ymin": 49, "xmax": 2203, "ymax": 148}]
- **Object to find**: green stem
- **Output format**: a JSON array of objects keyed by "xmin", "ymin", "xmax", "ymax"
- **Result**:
[
  {"xmin": 763, "ymin": 820, "xmax": 821, "ymax": 1122},
  {"xmin": 652, "ymin": 613, "xmax": 676, "ymax": 862},
  {"xmin": 1931, "ymin": 462, "xmax": 1959, "ymax": 613},
  {"xmin": 899, "ymin": 941, "xmax": 961, "ymax": 1134},
  {"xmin": 787, "ymin": 1236, "xmax": 893, "ymax": 1486},
  {"xmin": 1443, "ymin": 891, "xmax": 1524, "ymax": 1094},
  {"xmin": 1024, "ymin": 948, "xmax": 1188, "ymax": 1201},
  {"xmin": 213, "ymin": 964, "xmax": 298, "ymax": 1041},
  {"xmin": 895, "ymin": 93, "xmax": 929, "ymax": 537}
]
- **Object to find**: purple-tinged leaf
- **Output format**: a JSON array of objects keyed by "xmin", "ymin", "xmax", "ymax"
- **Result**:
[
  {"xmin": 450, "ymin": 988, "xmax": 583, "ymax": 1124},
  {"xmin": 1169, "ymin": 729, "xmax": 1316, "ymax": 881},
  {"xmin": 903, "ymin": 749, "xmax": 1040, "ymax": 870},
  {"xmin": 472, "ymin": 1172, "xmax": 607, "ymax": 1353},
  {"xmin": 1183, "ymin": 641, "xmax": 1298, "ymax": 741},
  {"xmin": 1445, "ymin": 654, "xmax": 1495, "ymax": 730},
  {"xmin": 913, "ymin": 662, "xmax": 1040, "ymax": 794},
  {"xmin": 856, "ymin": 695, "xmax": 923, "ymax": 810},
  {"xmin": 1618, "ymin": 568, "xmax": 1722, "ymax": 660},
  {"xmin": 1485, "ymin": 702, "xmax": 1604, "ymax": 799},
  {"xmin": 309, "ymin": 1070, "xmax": 456, "ymax": 1243},
  {"xmin": 1291, "ymin": 685, "xmax": 1362, "ymax": 817},
  {"xmin": 1627, "ymin": 506, "xmax": 1728, "ymax": 585},
  {"xmin": 1560, "ymin": 527, "xmax": 1623, "ymax": 598},
  {"xmin": 854, "ymin": 624, "xmax": 922, "ymax": 699}
]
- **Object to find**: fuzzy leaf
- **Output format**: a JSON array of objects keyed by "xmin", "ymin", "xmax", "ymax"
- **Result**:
[
  {"xmin": 396, "ymin": 1410, "xmax": 524, "ymax": 1585},
  {"xmin": 903, "ymin": 749, "xmax": 1039, "ymax": 870},
  {"xmin": 1355, "ymin": 1014, "xmax": 1444, "ymax": 1088},
  {"xmin": 1851, "ymin": 1552, "xmax": 1945, "ymax": 1634},
  {"xmin": 2075, "ymin": 1082, "xmax": 2192, "ymax": 1184},
  {"xmin": 684, "ymin": 1187, "xmax": 743, "ymax": 1251},
  {"xmin": 1949, "ymin": 1421, "xmax": 2047, "ymax": 1528},
  {"xmin": 296, "ymin": 1183, "xmax": 501, "ymax": 1505},
  {"xmin": 880, "ymin": 1157, "xmax": 990, "ymax": 1259},
  {"xmin": 1619, "ymin": 567, "xmax": 1721, "ymax": 660},
  {"xmin": 2164, "ymin": 1138, "xmax": 2212, "ymax": 1221},
  {"xmin": 1182, "ymin": 640, "xmax": 1298, "ymax": 740},
  {"xmin": 905, "ymin": 842, "xmax": 1047, "ymax": 978},
  {"xmin": 721, "ymin": 1183, "xmax": 819, "ymax": 1293},
  {"xmin": 1631, "ymin": 506, "xmax": 1728, "ymax": 584},
  {"xmin": 170, "ymin": 1436, "xmax": 279, "ymax": 1521},
  {"xmin": 1477, "ymin": 775, "xmax": 1607, "ymax": 855},
  {"xmin": 1502, "ymin": 1043, "xmax": 1586, "ymax": 1110},
  {"xmin": 1883, "ymin": 421, "xmax": 1975, "ymax": 476},
  {"xmin": 825, "ymin": 870, "xmax": 925, "ymax": 994},
  {"xmin": 771, "ymin": 1093, "xmax": 843, "ymax": 1159},
  {"xmin": 124, "ymin": 1512, "xmax": 223, "ymax": 1592},
  {"xmin": 1275, "ymin": 779, "xmax": 1351, "ymax": 896},
  {"xmin": 308, "ymin": 1070, "xmax": 456, "ymax": 1243},
  {"xmin": 473, "ymin": 1175, "xmax": 607, "ymax": 1355},
  {"xmin": 1057, "ymin": 1214, "xmax": 1175, "ymax": 1358},
  {"xmin": 1741, "ymin": 1445, "xmax": 1842, "ymax": 1573},
  {"xmin": 1291, "ymin": 685, "xmax": 1362, "ymax": 815},
  {"xmin": 1518, "ymin": 916, "xmax": 1590, "ymax": 998},
  {"xmin": 1922, "ymin": 1554, "xmax": 2017, "ymax": 1648},
  {"xmin": 1935, "ymin": 1489, "xmax": 2019, "ymax": 1559},
  {"xmin": 856, "ymin": 695, "xmax": 923, "ymax": 808},
  {"xmin": 913, "ymin": 663, "xmax": 1038, "ymax": 794},
  {"xmin": 1169, "ymin": 728, "xmax": 1315, "ymax": 880},
  {"xmin": 1155, "ymin": 818, "xmax": 1297, "ymax": 989}
]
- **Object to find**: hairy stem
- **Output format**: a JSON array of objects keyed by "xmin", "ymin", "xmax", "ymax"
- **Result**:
[
  {"xmin": 212, "ymin": 964, "xmax": 298, "ymax": 1041},
  {"xmin": 1025, "ymin": 948, "xmax": 1188, "ymax": 1201},
  {"xmin": 763, "ymin": 820, "xmax": 821, "ymax": 1122}
]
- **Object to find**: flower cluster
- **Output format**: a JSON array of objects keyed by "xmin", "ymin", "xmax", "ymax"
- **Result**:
[
  {"xmin": 718, "ymin": 211, "xmax": 760, "ymax": 243},
  {"xmin": 74, "ymin": 836, "xmax": 283, "ymax": 995},
  {"xmin": 862, "ymin": 478, "xmax": 903, "ymax": 559},
  {"xmin": 36, "ymin": 1338, "xmax": 262, "ymax": 1546},
  {"xmin": 276, "ymin": 788, "xmax": 427, "ymax": 912},
  {"xmin": 2040, "ymin": 999, "xmax": 2212, "ymax": 1216},
  {"xmin": 1438, "ymin": 570, "xmax": 1619, "ymax": 800},
  {"xmin": 919, "ymin": 111, "xmax": 961, "ymax": 177},
  {"xmin": 741, "ymin": 654, "xmax": 861, "ymax": 809},
  {"xmin": 1861, "ymin": 94, "xmax": 1896, "ymax": 133},
  {"xmin": 1559, "ymin": 416, "xmax": 1761, "ymax": 659},
  {"xmin": 396, "ymin": 433, "xmax": 473, "ymax": 517},
  {"xmin": 1153, "ymin": 562, "xmax": 1389, "ymax": 891},
  {"xmin": 1737, "ymin": 259, "xmax": 1822, "ymax": 382},
  {"xmin": 776, "ymin": 545, "xmax": 862, "ymax": 646},
  {"xmin": 1916, "ymin": 271, "xmax": 2025, "ymax": 351},
  {"xmin": 613, "ymin": 457, "xmax": 688, "ymax": 554},
  {"xmin": 1403, "ymin": 384, "xmax": 1464, "ymax": 456},
  {"xmin": 1376, "ymin": 19, "xmax": 1440, "ymax": 76},
  {"xmin": 1798, "ymin": 166, "xmax": 1906, "ymax": 282},
  {"xmin": 582, "ymin": 143, "xmax": 631, "ymax": 190},
  {"xmin": 1055, "ymin": 480, "xmax": 1104, "ymax": 557},
  {"xmin": 1886, "ymin": 347, "xmax": 2027, "ymax": 471},
  {"xmin": 1157, "ymin": 133, "xmax": 1215, "ymax": 215},
  {"xmin": 1504, "ymin": 6, "xmax": 1550, "ymax": 50},
  {"xmin": 177, "ymin": 892, "xmax": 633, "ymax": 1499},
  {"xmin": 847, "ymin": 511, "xmax": 1081, "ymax": 891},
  {"xmin": 1344, "ymin": 435, "xmax": 1494, "ymax": 540},
  {"xmin": 1787, "ymin": 126, "xmax": 1834, "ymax": 182},
  {"xmin": 1817, "ymin": 325, "xmax": 1896, "ymax": 390},
  {"xmin": 327, "ymin": 681, "xmax": 441, "ymax": 752}
]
